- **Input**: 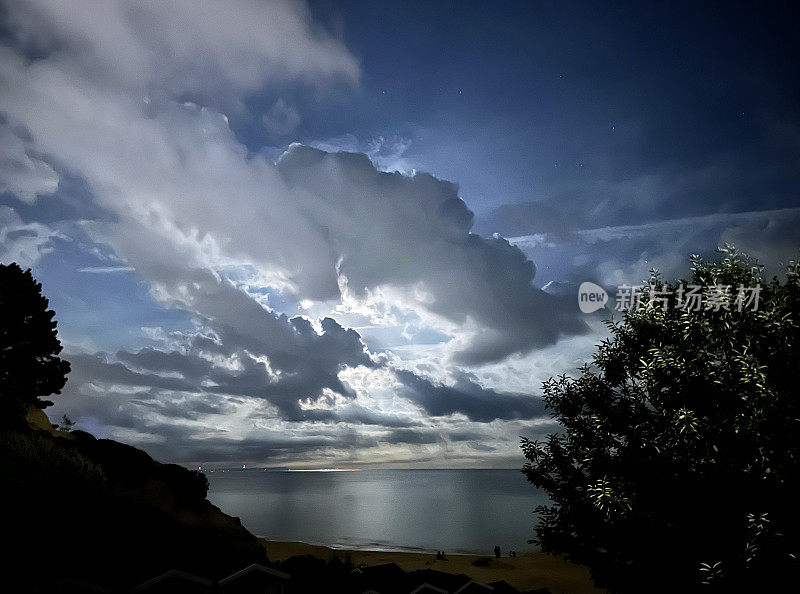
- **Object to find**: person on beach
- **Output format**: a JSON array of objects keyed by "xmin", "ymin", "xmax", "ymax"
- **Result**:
[{"xmin": 494, "ymin": 545, "xmax": 501, "ymax": 558}]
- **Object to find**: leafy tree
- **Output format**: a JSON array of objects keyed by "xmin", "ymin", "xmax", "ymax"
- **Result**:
[
  {"xmin": 56, "ymin": 414, "xmax": 76, "ymax": 432},
  {"xmin": 0, "ymin": 263, "xmax": 71, "ymax": 426},
  {"xmin": 521, "ymin": 248, "xmax": 799, "ymax": 592}
]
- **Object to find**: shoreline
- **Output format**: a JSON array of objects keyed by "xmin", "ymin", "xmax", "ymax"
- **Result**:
[
  {"xmin": 256, "ymin": 537, "xmax": 538, "ymax": 556},
  {"xmin": 261, "ymin": 539, "xmax": 605, "ymax": 593}
]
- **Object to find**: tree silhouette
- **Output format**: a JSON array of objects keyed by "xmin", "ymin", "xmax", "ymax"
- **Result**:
[
  {"xmin": 0, "ymin": 263, "xmax": 71, "ymax": 426},
  {"xmin": 522, "ymin": 248, "xmax": 799, "ymax": 592}
]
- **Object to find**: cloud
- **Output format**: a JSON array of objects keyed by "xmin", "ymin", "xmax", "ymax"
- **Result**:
[
  {"xmin": 720, "ymin": 209, "xmax": 800, "ymax": 273},
  {"xmin": 0, "ymin": 40, "xmax": 584, "ymax": 367},
  {"xmin": 58, "ymin": 345, "xmax": 532, "ymax": 464},
  {"xmin": 396, "ymin": 369, "xmax": 545, "ymax": 422},
  {"xmin": 0, "ymin": 205, "xmax": 63, "ymax": 266},
  {"xmin": 55, "ymin": 323, "xmax": 384, "ymax": 457},
  {"xmin": 509, "ymin": 207, "xmax": 800, "ymax": 289},
  {"xmin": 310, "ymin": 134, "xmax": 416, "ymax": 174},
  {"xmin": 62, "ymin": 278, "xmax": 375, "ymax": 422},
  {"xmin": 473, "ymin": 201, "xmax": 576, "ymax": 239},
  {"xmin": 275, "ymin": 145, "xmax": 587, "ymax": 363},
  {"xmin": 300, "ymin": 404, "xmax": 417, "ymax": 428},
  {"xmin": 77, "ymin": 266, "xmax": 136, "ymax": 273},
  {"xmin": 0, "ymin": 0, "xmax": 591, "ymax": 465},
  {"xmin": 54, "ymin": 314, "xmax": 565, "ymax": 462},
  {"xmin": 262, "ymin": 98, "xmax": 302, "ymax": 137},
  {"xmin": 3, "ymin": 0, "xmax": 359, "ymax": 103},
  {"xmin": 0, "ymin": 115, "xmax": 58, "ymax": 202}
]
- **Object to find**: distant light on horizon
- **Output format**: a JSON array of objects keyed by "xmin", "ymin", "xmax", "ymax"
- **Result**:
[{"xmin": 283, "ymin": 468, "xmax": 362, "ymax": 472}]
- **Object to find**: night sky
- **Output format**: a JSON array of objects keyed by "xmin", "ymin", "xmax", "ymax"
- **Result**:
[{"xmin": 0, "ymin": 0, "xmax": 797, "ymax": 467}]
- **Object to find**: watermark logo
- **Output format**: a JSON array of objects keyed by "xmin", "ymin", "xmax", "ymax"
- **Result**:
[
  {"xmin": 614, "ymin": 283, "xmax": 761, "ymax": 312},
  {"xmin": 578, "ymin": 282, "xmax": 762, "ymax": 314},
  {"xmin": 578, "ymin": 282, "xmax": 608, "ymax": 313}
]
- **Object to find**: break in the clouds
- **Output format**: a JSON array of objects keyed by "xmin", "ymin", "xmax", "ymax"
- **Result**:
[{"xmin": 1, "ymin": 1, "xmax": 798, "ymax": 467}]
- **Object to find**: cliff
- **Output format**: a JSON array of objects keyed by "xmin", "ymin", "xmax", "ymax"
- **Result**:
[{"xmin": 2, "ymin": 410, "xmax": 266, "ymax": 593}]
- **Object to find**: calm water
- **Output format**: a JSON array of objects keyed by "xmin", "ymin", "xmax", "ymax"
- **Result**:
[{"xmin": 206, "ymin": 469, "xmax": 548, "ymax": 554}]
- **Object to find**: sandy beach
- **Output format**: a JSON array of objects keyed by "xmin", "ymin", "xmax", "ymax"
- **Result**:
[{"xmin": 262, "ymin": 540, "xmax": 605, "ymax": 593}]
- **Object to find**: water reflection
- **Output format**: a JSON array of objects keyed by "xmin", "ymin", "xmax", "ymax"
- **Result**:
[{"xmin": 207, "ymin": 469, "xmax": 548, "ymax": 553}]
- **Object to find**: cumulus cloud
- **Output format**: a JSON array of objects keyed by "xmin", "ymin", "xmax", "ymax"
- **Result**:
[
  {"xmin": 310, "ymin": 134, "xmax": 416, "ymax": 174},
  {"xmin": 0, "ymin": 1, "xmax": 585, "ymax": 366},
  {"xmin": 0, "ymin": 0, "xmax": 585, "ymax": 465},
  {"xmin": 64, "ymin": 319, "xmax": 371, "ymax": 423},
  {"xmin": 276, "ymin": 145, "xmax": 587, "ymax": 363},
  {"xmin": 80, "ymin": 272, "xmax": 375, "ymax": 420}
]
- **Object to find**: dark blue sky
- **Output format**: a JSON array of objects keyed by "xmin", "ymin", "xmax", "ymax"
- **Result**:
[{"xmin": 231, "ymin": 0, "xmax": 800, "ymax": 224}]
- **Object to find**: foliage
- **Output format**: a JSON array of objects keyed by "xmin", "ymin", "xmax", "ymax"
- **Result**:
[
  {"xmin": 0, "ymin": 429, "xmax": 107, "ymax": 494},
  {"xmin": 521, "ymin": 247, "xmax": 800, "ymax": 592},
  {"xmin": 55, "ymin": 413, "xmax": 76, "ymax": 431},
  {"xmin": 0, "ymin": 263, "xmax": 70, "ymax": 425}
]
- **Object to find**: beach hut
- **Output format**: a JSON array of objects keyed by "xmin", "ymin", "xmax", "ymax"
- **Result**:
[
  {"xmin": 357, "ymin": 562, "xmax": 411, "ymax": 593},
  {"xmin": 407, "ymin": 569, "xmax": 472, "ymax": 593},
  {"xmin": 131, "ymin": 569, "xmax": 213, "ymax": 594},
  {"xmin": 218, "ymin": 563, "xmax": 290, "ymax": 594},
  {"xmin": 359, "ymin": 563, "xmax": 407, "ymax": 581}
]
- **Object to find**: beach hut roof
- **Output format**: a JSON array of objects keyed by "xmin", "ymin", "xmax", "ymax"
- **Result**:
[
  {"xmin": 408, "ymin": 569, "xmax": 472, "ymax": 592},
  {"xmin": 360, "ymin": 562, "xmax": 405, "ymax": 576},
  {"xmin": 454, "ymin": 581, "xmax": 495, "ymax": 594},
  {"xmin": 131, "ymin": 569, "xmax": 213, "ymax": 592},
  {"xmin": 486, "ymin": 581, "xmax": 520, "ymax": 594},
  {"xmin": 409, "ymin": 583, "xmax": 449, "ymax": 594},
  {"xmin": 218, "ymin": 563, "xmax": 290, "ymax": 585}
]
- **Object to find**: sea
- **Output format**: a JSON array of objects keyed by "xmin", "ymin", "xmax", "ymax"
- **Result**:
[{"xmin": 206, "ymin": 468, "xmax": 549, "ymax": 555}]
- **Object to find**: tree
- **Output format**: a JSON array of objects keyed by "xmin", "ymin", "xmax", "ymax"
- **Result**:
[
  {"xmin": 521, "ymin": 247, "xmax": 799, "ymax": 592},
  {"xmin": 0, "ymin": 263, "xmax": 71, "ymax": 426},
  {"xmin": 55, "ymin": 414, "xmax": 76, "ymax": 432}
]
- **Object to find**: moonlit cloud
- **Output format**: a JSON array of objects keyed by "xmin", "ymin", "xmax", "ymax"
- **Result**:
[
  {"xmin": 3, "ymin": 0, "xmax": 359, "ymax": 100},
  {"xmin": 1, "ymin": 1, "xmax": 796, "ymax": 467},
  {"xmin": 0, "ymin": 0, "xmax": 579, "ymax": 466}
]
